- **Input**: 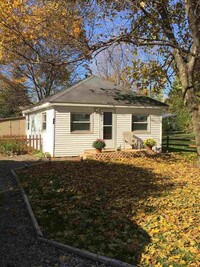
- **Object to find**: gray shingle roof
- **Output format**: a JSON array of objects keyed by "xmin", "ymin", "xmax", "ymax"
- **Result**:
[{"xmin": 30, "ymin": 75, "xmax": 168, "ymax": 108}]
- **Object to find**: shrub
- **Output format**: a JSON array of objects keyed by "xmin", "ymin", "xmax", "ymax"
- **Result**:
[
  {"xmin": 92, "ymin": 139, "xmax": 106, "ymax": 150},
  {"xmin": 32, "ymin": 150, "xmax": 51, "ymax": 159},
  {"xmin": 0, "ymin": 140, "xmax": 24, "ymax": 156},
  {"xmin": 44, "ymin": 152, "xmax": 51, "ymax": 158},
  {"xmin": 143, "ymin": 138, "xmax": 157, "ymax": 148},
  {"xmin": 33, "ymin": 150, "xmax": 45, "ymax": 159}
]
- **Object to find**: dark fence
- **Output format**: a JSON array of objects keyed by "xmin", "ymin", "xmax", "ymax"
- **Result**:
[
  {"xmin": 162, "ymin": 136, "xmax": 196, "ymax": 152},
  {"xmin": 0, "ymin": 135, "xmax": 42, "ymax": 151}
]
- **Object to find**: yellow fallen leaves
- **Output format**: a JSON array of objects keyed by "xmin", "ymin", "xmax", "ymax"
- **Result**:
[
  {"xmin": 110, "ymin": 155, "xmax": 199, "ymax": 266},
  {"xmin": 18, "ymin": 154, "xmax": 199, "ymax": 266},
  {"xmin": 118, "ymin": 155, "xmax": 200, "ymax": 267}
]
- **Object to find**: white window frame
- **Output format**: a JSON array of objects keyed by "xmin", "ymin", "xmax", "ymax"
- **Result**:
[
  {"xmin": 132, "ymin": 114, "xmax": 150, "ymax": 132},
  {"xmin": 103, "ymin": 111, "xmax": 113, "ymax": 140},
  {"xmin": 71, "ymin": 112, "xmax": 92, "ymax": 133},
  {"xmin": 42, "ymin": 112, "xmax": 47, "ymax": 131}
]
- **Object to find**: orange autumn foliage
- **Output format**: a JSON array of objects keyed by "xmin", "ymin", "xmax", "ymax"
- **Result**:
[{"xmin": 0, "ymin": 0, "xmax": 83, "ymax": 63}]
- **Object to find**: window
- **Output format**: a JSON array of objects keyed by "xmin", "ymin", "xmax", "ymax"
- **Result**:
[
  {"xmin": 42, "ymin": 112, "xmax": 47, "ymax": 130},
  {"xmin": 103, "ymin": 112, "xmax": 112, "ymax": 139},
  {"xmin": 71, "ymin": 113, "xmax": 91, "ymax": 132},
  {"xmin": 27, "ymin": 115, "xmax": 30, "ymax": 130},
  {"xmin": 132, "ymin": 115, "xmax": 149, "ymax": 131}
]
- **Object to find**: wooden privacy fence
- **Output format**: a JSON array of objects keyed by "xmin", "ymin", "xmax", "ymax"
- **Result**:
[
  {"xmin": 0, "ymin": 135, "xmax": 42, "ymax": 151},
  {"xmin": 162, "ymin": 136, "xmax": 196, "ymax": 152},
  {"xmin": 0, "ymin": 117, "xmax": 25, "ymax": 136}
]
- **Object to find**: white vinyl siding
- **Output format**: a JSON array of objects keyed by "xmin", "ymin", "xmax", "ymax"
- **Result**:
[
  {"xmin": 54, "ymin": 106, "xmax": 99, "ymax": 157},
  {"xmin": 26, "ymin": 109, "xmax": 54, "ymax": 155},
  {"xmin": 26, "ymin": 105, "xmax": 163, "ymax": 157},
  {"xmin": 116, "ymin": 112, "xmax": 132, "ymax": 149},
  {"xmin": 116, "ymin": 108, "xmax": 162, "ymax": 148}
]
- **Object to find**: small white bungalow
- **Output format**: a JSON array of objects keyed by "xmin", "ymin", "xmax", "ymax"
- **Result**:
[{"xmin": 23, "ymin": 76, "xmax": 168, "ymax": 157}]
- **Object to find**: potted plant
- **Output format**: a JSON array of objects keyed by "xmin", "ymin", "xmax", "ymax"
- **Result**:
[
  {"xmin": 143, "ymin": 138, "xmax": 157, "ymax": 150},
  {"xmin": 92, "ymin": 139, "xmax": 106, "ymax": 153}
]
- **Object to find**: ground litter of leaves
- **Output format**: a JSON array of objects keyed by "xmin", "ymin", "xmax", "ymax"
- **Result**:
[{"xmin": 17, "ymin": 154, "xmax": 200, "ymax": 267}]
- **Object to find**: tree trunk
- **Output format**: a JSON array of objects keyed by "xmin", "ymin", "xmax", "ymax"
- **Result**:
[
  {"xmin": 184, "ymin": 0, "xmax": 200, "ymax": 165},
  {"xmin": 182, "ymin": 82, "xmax": 200, "ymax": 165},
  {"xmin": 174, "ymin": 49, "xmax": 200, "ymax": 165},
  {"xmin": 190, "ymin": 105, "xmax": 200, "ymax": 165},
  {"xmin": 185, "ymin": 87, "xmax": 200, "ymax": 165}
]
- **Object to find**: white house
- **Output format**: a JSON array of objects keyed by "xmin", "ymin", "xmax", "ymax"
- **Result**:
[{"xmin": 23, "ymin": 75, "xmax": 168, "ymax": 157}]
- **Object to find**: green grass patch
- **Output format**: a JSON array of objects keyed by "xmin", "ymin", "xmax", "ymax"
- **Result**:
[
  {"xmin": 17, "ymin": 156, "xmax": 200, "ymax": 266},
  {"xmin": 162, "ymin": 131, "xmax": 196, "ymax": 153}
]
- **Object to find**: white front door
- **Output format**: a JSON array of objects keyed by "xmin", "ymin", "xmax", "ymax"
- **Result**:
[{"xmin": 100, "ymin": 110, "xmax": 115, "ymax": 148}]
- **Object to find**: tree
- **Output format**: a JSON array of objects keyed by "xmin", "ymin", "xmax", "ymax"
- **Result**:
[
  {"xmin": 3, "ymin": 1, "xmax": 200, "ymax": 162},
  {"xmin": 166, "ymin": 79, "xmax": 192, "ymax": 132},
  {"xmin": 76, "ymin": 0, "xmax": 200, "ymax": 164},
  {"xmin": 92, "ymin": 45, "xmax": 132, "ymax": 87},
  {"xmin": 126, "ymin": 58, "xmax": 166, "ymax": 100},
  {"xmin": 0, "ymin": 74, "xmax": 30, "ymax": 118},
  {"xmin": 0, "ymin": 0, "xmax": 87, "ymax": 101}
]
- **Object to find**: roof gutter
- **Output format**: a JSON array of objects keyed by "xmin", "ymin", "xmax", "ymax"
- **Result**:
[
  {"xmin": 23, "ymin": 102, "xmax": 51, "ymax": 114},
  {"xmin": 23, "ymin": 102, "xmax": 168, "ymax": 114}
]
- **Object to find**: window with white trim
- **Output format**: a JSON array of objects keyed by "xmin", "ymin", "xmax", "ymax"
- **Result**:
[
  {"xmin": 27, "ymin": 115, "xmax": 30, "ymax": 130},
  {"xmin": 132, "ymin": 115, "xmax": 149, "ymax": 131},
  {"xmin": 71, "ymin": 113, "xmax": 91, "ymax": 132},
  {"xmin": 42, "ymin": 112, "xmax": 47, "ymax": 131}
]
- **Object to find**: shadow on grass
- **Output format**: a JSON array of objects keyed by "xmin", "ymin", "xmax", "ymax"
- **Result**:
[
  {"xmin": 5, "ymin": 158, "xmax": 177, "ymax": 265},
  {"xmin": 162, "ymin": 146, "xmax": 196, "ymax": 153},
  {"xmin": 0, "ymin": 190, "xmax": 3, "ymax": 209}
]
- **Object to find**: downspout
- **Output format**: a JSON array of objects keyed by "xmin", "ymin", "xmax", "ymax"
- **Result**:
[
  {"xmin": 114, "ymin": 107, "xmax": 117, "ymax": 149},
  {"xmin": 53, "ymin": 109, "xmax": 56, "ymax": 157},
  {"xmin": 160, "ymin": 112, "xmax": 162, "ymax": 148}
]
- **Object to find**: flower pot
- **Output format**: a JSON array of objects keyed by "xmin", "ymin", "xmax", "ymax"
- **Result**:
[
  {"xmin": 95, "ymin": 148, "xmax": 102, "ymax": 153},
  {"xmin": 146, "ymin": 145, "xmax": 152, "ymax": 150}
]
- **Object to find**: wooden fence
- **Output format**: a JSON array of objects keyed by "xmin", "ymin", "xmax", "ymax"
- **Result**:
[
  {"xmin": 162, "ymin": 136, "xmax": 196, "ymax": 152},
  {"xmin": 0, "ymin": 117, "xmax": 25, "ymax": 136},
  {"xmin": 0, "ymin": 135, "xmax": 42, "ymax": 151}
]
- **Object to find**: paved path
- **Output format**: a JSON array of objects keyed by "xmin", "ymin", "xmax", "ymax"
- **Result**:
[{"xmin": 0, "ymin": 157, "xmax": 106, "ymax": 267}]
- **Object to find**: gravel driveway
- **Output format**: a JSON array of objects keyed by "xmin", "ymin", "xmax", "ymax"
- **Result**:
[{"xmin": 0, "ymin": 156, "xmax": 107, "ymax": 267}]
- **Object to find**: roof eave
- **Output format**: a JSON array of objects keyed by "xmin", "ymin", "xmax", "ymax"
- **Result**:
[
  {"xmin": 52, "ymin": 102, "xmax": 168, "ymax": 109},
  {"xmin": 22, "ymin": 102, "xmax": 51, "ymax": 114},
  {"xmin": 22, "ymin": 102, "xmax": 168, "ymax": 114}
]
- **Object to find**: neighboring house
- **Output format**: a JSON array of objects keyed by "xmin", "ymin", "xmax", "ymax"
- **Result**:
[
  {"xmin": 22, "ymin": 76, "xmax": 168, "ymax": 157},
  {"xmin": 0, "ymin": 116, "xmax": 25, "ymax": 136}
]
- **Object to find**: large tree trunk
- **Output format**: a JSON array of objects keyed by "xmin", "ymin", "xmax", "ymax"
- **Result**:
[
  {"xmin": 178, "ymin": 67, "xmax": 200, "ymax": 165},
  {"xmin": 155, "ymin": 0, "xmax": 200, "ymax": 164},
  {"xmin": 173, "ymin": 48, "xmax": 200, "ymax": 165},
  {"xmin": 184, "ymin": 86, "xmax": 200, "ymax": 165},
  {"xmin": 190, "ymin": 105, "xmax": 200, "ymax": 165},
  {"xmin": 183, "ymin": 0, "xmax": 200, "ymax": 165}
]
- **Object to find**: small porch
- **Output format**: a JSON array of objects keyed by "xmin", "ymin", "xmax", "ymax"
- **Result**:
[{"xmin": 81, "ymin": 148, "xmax": 156, "ymax": 160}]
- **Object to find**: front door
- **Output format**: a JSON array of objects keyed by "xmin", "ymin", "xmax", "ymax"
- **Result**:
[{"xmin": 101, "ymin": 110, "xmax": 115, "ymax": 148}]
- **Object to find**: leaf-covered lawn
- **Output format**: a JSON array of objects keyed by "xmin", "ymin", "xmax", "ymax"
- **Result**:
[{"xmin": 17, "ymin": 154, "xmax": 200, "ymax": 266}]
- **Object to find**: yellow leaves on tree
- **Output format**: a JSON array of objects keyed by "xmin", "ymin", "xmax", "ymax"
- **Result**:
[{"xmin": 0, "ymin": 0, "xmax": 83, "ymax": 63}]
